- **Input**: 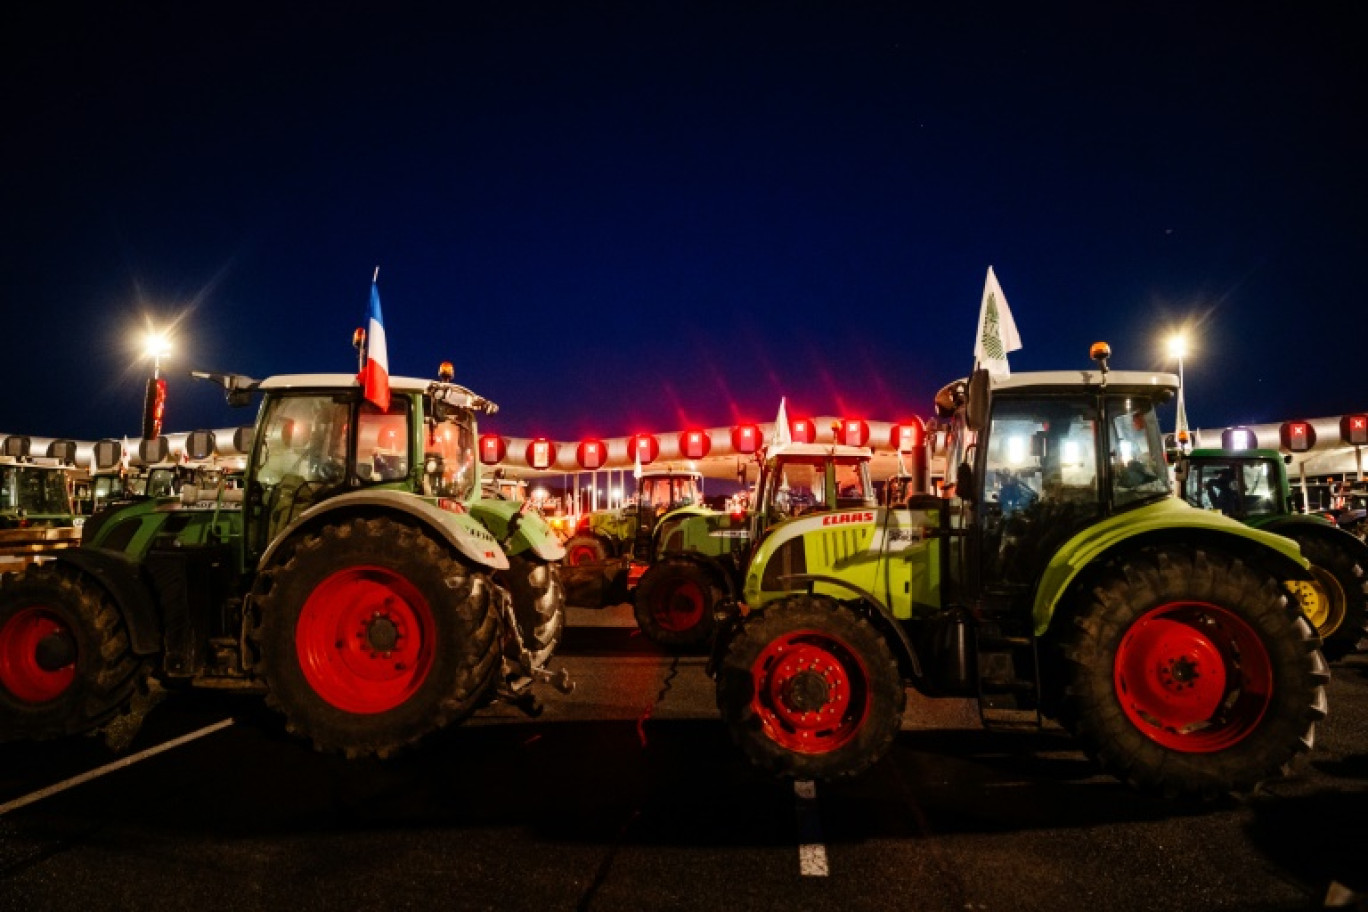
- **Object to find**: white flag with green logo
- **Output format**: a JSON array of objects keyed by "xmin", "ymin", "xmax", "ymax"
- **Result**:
[{"xmin": 973, "ymin": 266, "xmax": 1022, "ymax": 378}]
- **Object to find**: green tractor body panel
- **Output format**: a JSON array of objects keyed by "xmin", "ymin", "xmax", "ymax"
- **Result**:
[
  {"xmin": 1028, "ymin": 497, "xmax": 1309, "ymax": 636},
  {"xmin": 743, "ymin": 503, "xmax": 942, "ymax": 617},
  {"xmin": 468, "ymin": 497, "xmax": 565, "ymax": 562},
  {"xmin": 582, "ymin": 508, "xmax": 639, "ymax": 544},
  {"xmin": 652, "ymin": 504, "xmax": 745, "ymax": 559}
]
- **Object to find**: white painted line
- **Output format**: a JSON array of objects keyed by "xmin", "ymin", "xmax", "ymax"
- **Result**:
[
  {"xmin": 794, "ymin": 779, "xmax": 829, "ymax": 877},
  {"xmin": 0, "ymin": 718, "xmax": 235, "ymax": 817}
]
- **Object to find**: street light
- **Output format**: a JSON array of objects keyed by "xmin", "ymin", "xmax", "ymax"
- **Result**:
[
  {"xmin": 1166, "ymin": 333, "xmax": 1190, "ymax": 452},
  {"xmin": 141, "ymin": 331, "xmax": 172, "ymax": 440}
]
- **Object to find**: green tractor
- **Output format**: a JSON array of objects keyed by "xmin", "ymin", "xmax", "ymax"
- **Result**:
[
  {"xmin": 632, "ymin": 442, "xmax": 876, "ymax": 647},
  {"xmin": 1175, "ymin": 447, "xmax": 1368, "ymax": 659},
  {"xmin": 0, "ymin": 365, "xmax": 569, "ymax": 757},
  {"xmin": 0, "ymin": 457, "xmax": 83, "ymax": 578},
  {"xmin": 562, "ymin": 468, "xmax": 704, "ymax": 566},
  {"xmin": 712, "ymin": 345, "xmax": 1329, "ymax": 800}
]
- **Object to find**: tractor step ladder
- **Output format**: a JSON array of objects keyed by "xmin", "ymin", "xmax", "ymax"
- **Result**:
[{"xmin": 975, "ymin": 625, "xmax": 1043, "ymax": 730}]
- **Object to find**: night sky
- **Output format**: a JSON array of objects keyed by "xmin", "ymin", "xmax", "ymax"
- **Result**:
[{"xmin": 3, "ymin": 3, "xmax": 1364, "ymax": 446}]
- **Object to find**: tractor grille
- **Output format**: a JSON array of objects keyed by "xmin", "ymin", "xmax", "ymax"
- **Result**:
[{"xmin": 817, "ymin": 526, "xmax": 870, "ymax": 567}]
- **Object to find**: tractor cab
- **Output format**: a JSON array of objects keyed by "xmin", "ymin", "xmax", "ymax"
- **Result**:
[
  {"xmin": 948, "ymin": 345, "xmax": 1175, "ymax": 603},
  {"xmin": 1174, "ymin": 448, "xmax": 1289, "ymax": 520},
  {"xmin": 752, "ymin": 443, "xmax": 874, "ymax": 531}
]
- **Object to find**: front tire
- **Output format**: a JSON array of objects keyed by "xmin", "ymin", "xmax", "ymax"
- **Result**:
[
  {"xmin": 0, "ymin": 565, "xmax": 145, "ymax": 742},
  {"xmin": 633, "ymin": 557, "xmax": 721, "ymax": 647},
  {"xmin": 564, "ymin": 534, "xmax": 609, "ymax": 566},
  {"xmin": 715, "ymin": 594, "xmax": 905, "ymax": 780},
  {"xmin": 1055, "ymin": 548, "xmax": 1329, "ymax": 800},
  {"xmin": 252, "ymin": 517, "xmax": 502, "ymax": 758},
  {"xmin": 498, "ymin": 554, "xmax": 566, "ymax": 667}
]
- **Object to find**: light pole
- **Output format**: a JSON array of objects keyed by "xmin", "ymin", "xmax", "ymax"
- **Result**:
[
  {"xmin": 1167, "ymin": 334, "xmax": 1190, "ymax": 453},
  {"xmin": 142, "ymin": 331, "xmax": 172, "ymax": 440}
]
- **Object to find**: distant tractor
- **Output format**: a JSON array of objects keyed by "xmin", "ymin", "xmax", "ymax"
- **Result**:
[
  {"xmin": 0, "ymin": 457, "xmax": 83, "ymax": 577},
  {"xmin": 712, "ymin": 345, "xmax": 1328, "ymax": 800},
  {"xmin": 1175, "ymin": 447, "xmax": 1367, "ymax": 659},
  {"xmin": 632, "ymin": 442, "xmax": 877, "ymax": 647},
  {"xmin": 562, "ymin": 468, "xmax": 704, "ymax": 566},
  {"xmin": 0, "ymin": 365, "xmax": 569, "ymax": 757}
]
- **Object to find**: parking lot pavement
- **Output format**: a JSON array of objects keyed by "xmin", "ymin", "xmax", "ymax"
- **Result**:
[{"xmin": 1, "ymin": 613, "xmax": 1365, "ymax": 912}]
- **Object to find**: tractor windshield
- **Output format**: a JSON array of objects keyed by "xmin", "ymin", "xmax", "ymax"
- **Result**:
[
  {"xmin": 1181, "ymin": 458, "xmax": 1284, "ymax": 518},
  {"xmin": 638, "ymin": 474, "xmax": 701, "ymax": 511},
  {"xmin": 424, "ymin": 412, "xmax": 477, "ymax": 501},
  {"xmin": 760, "ymin": 455, "xmax": 872, "ymax": 522},
  {"xmin": 0, "ymin": 466, "xmax": 71, "ymax": 518}
]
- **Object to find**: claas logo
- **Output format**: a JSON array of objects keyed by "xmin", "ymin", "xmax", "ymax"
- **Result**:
[{"xmin": 1279, "ymin": 421, "xmax": 1316, "ymax": 453}]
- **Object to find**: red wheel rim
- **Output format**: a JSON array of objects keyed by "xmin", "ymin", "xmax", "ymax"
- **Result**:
[
  {"xmin": 568, "ymin": 543, "xmax": 601, "ymax": 566},
  {"xmin": 652, "ymin": 579, "xmax": 705, "ymax": 632},
  {"xmin": 0, "ymin": 607, "xmax": 77, "ymax": 703},
  {"xmin": 296, "ymin": 566, "xmax": 435, "ymax": 714},
  {"xmin": 751, "ymin": 628, "xmax": 870, "ymax": 754},
  {"xmin": 1114, "ymin": 601, "xmax": 1273, "ymax": 752}
]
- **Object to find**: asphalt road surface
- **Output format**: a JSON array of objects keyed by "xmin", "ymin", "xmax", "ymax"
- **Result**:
[{"xmin": 2, "ymin": 604, "xmax": 1366, "ymax": 912}]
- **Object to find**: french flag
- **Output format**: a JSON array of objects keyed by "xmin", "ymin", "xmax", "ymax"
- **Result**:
[{"xmin": 358, "ymin": 278, "xmax": 391, "ymax": 411}]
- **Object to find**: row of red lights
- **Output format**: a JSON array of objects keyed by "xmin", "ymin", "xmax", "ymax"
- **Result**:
[
  {"xmin": 480, "ymin": 417, "xmax": 928, "ymax": 470},
  {"xmin": 1220, "ymin": 415, "xmax": 1368, "ymax": 453}
]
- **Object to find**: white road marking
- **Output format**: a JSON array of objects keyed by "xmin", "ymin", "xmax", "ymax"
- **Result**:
[
  {"xmin": 794, "ymin": 779, "xmax": 829, "ymax": 877},
  {"xmin": 0, "ymin": 718, "xmax": 235, "ymax": 817}
]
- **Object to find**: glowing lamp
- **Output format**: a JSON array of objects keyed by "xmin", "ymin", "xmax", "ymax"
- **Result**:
[
  {"xmin": 479, "ymin": 433, "xmax": 507, "ymax": 465},
  {"xmin": 525, "ymin": 437, "xmax": 556, "ymax": 470},
  {"xmin": 790, "ymin": 417, "xmax": 816, "ymax": 444},
  {"xmin": 576, "ymin": 438, "xmax": 607, "ymax": 470},
  {"xmin": 631, "ymin": 434, "xmax": 660, "ymax": 465},
  {"xmin": 1341, "ymin": 414, "xmax": 1368, "ymax": 446},
  {"xmin": 890, "ymin": 418, "xmax": 924, "ymax": 453},
  {"xmin": 838, "ymin": 419, "xmax": 869, "ymax": 447},
  {"xmin": 1222, "ymin": 427, "xmax": 1257, "ymax": 451},
  {"xmin": 731, "ymin": 424, "xmax": 760, "ymax": 454},
  {"xmin": 679, "ymin": 429, "xmax": 712, "ymax": 460},
  {"xmin": 438, "ymin": 361, "xmax": 454, "ymax": 381},
  {"xmin": 1279, "ymin": 421, "xmax": 1316, "ymax": 453}
]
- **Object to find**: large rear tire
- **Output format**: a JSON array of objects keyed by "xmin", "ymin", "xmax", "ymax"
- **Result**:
[
  {"xmin": 0, "ymin": 565, "xmax": 145, "ymax": 742},
  {"xmin": 715, "ymin": 594, "xmax": 905, "ymax": 780},
  {"xmin": 1055, "ymin": 548, "xmax": 1328, "ymax": 800},
  {"xmin": 1281, "ymin": 530, "xmax": 1367, "ymax": 661},
  {"xmin": 498, "ymin": 554, "xmax": 565, "ymax": 667},
  {"xmin": 633, "ymin": 557, "xmax": 721, "ymax": 647},
  {"xmin": 252, "ymin": 517, "xmax": 501, "ymax": 758}
]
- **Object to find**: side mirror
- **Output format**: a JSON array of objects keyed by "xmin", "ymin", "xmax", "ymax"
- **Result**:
[
  {"xmin": 966, "ymin": 369, "xmax": 990, "ymax": 432},
  {"xmin": 956, "ymin": 461, "xmax": 976, "ymax": 504}
]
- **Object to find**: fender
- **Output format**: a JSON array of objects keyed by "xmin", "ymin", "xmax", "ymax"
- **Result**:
[
  {"xmin": 257, "ymin": 489, "xmax": 509, "ymax": 573},
  {"xmin": 773, "ymin": 572, "xmax": 924, "ymax": 679},
  {"xmin": 50, "ymin": 548, "xmax": 163, "ymax": 656},
  {"xmin": 1031, "ymin": 498, "xmax": 1312, "ymax": 637},
  {"xmin": 467, "ymin": 498, "xmax": 567, "ymax": 562},
  {"xmin": 1260, "ymin": 514, "xmax": 1368, "ymax": 566}
]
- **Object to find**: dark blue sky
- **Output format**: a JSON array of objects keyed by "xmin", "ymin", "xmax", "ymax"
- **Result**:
[{"xmin": 3, "ymin": 3, "xmax": 1364, "ymax": 444}]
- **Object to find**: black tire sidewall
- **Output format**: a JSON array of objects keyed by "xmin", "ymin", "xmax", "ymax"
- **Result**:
[
  {"xmin": 634, "ymin": 558, "xmax": 720, "ymax": 647},
  {"xmin": 1059, "ymin": 548, "xmax": 1324, "ymax": 797},
  {"xmin": 0, "ymin": 567, "xmax": 140, "ymax": 739},
  {"xmin": 716, "ymin": 594, "xmax": 905, "ymax": 780},
  {"xmin": 1285, "ymin": 530, "xmax": 1367, "ymax": 659},
  {"xmin": 255, "ymin": 517, "xmax": 498, "ymax": 756}
]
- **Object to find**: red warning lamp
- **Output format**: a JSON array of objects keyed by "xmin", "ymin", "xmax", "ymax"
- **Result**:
[
  {"xmin": 1341, "ymin": 414, "xmax": 1368, "ymax": 446},
  {"xmin": 479, "ymin": 433, "xmax": 506, "ymax": 464},
  {"xmin": 790, "ymin": 417, "xmax": 816, "ymax": 444},
  {"xmin": 679, "ymin": 429, "xmax": 712, "ymax": 460},
  {"xmin": 525, "ymin": 437, "xmax": 557, "ymax": 470},
  {"xmin": 576, "ymin": 438, "xmax": 607, "ymax": 470},
  {"xmin": 1279, "ymin": 421, "xmax": 1316, "ymax": 453},
  {"xmin": 731, "ymin": 424, "xmax": 761, "ymax": 455},
  {"xmin": 890, "ymin": 419, "xmax": 925, "ymax": 453},
  {"xmin": 631, "ymin": 434, "xmax": 660, "ymax": 465},
  {"xmin": 1222, "ymin": 427, "xmax": 1258, "ymax": 451},
  {"xmin": 838, "ymin": 419, "xmax": 869, "ymax": 447}
]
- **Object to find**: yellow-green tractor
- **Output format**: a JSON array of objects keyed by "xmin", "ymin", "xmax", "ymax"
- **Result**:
[{"xmin": 713, "ymin": 346, "xmax": 1329, "ymax": 800}]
